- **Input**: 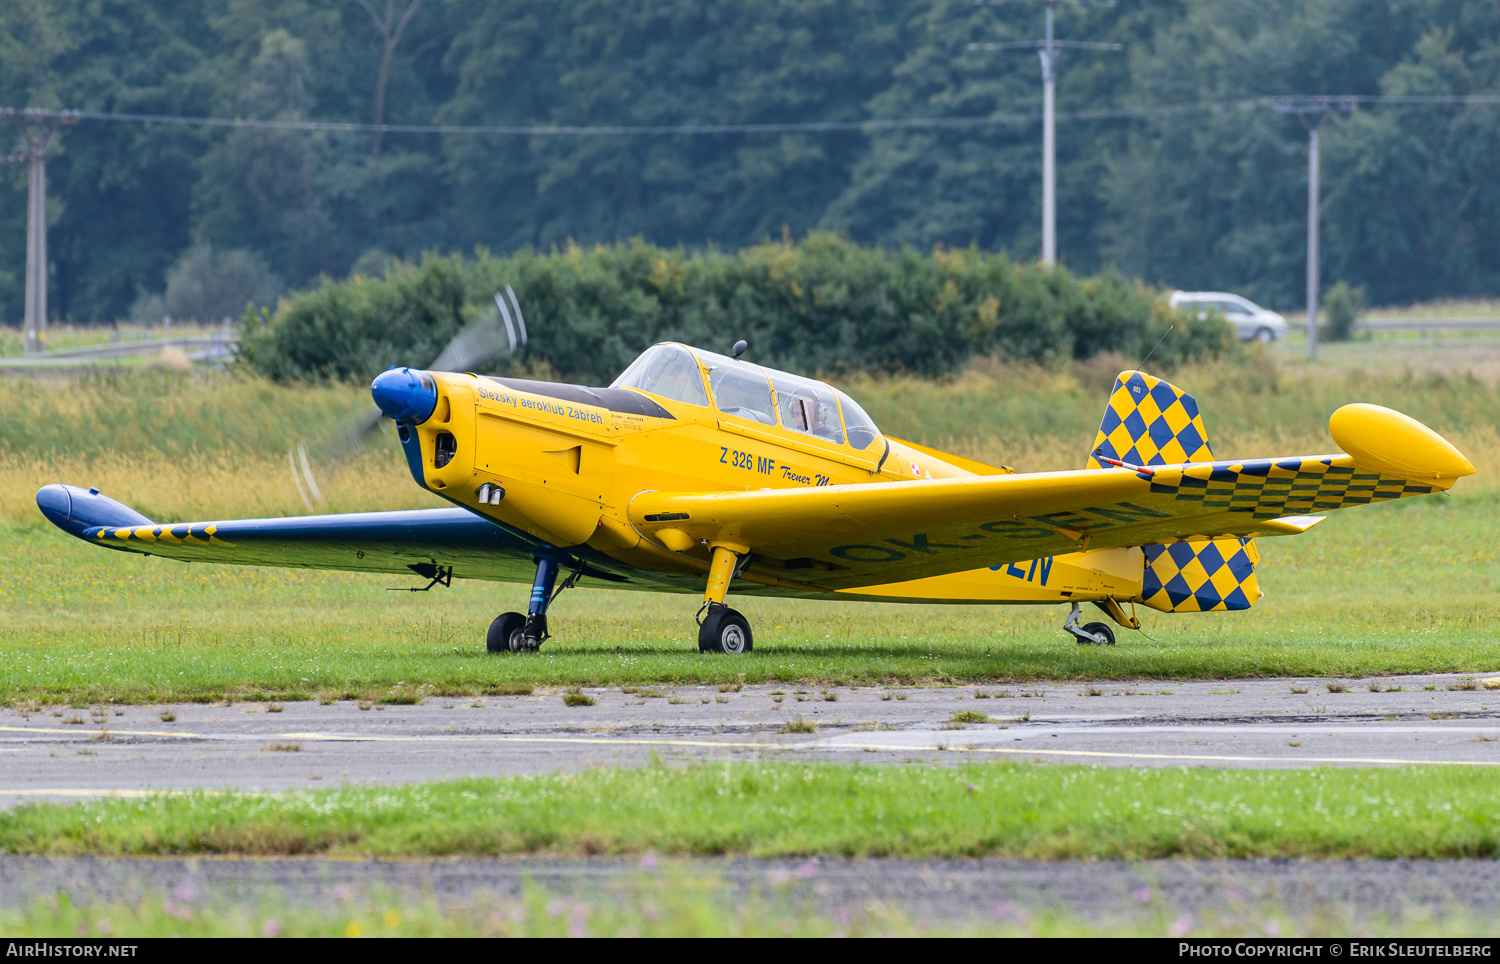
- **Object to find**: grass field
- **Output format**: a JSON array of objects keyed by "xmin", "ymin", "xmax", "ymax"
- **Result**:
[
  {"xmin": 1, "ymin": 489, "xmax": 1497, "ymax": 702},
  {"xmin": 1, "ymin": 354, "xmax": 1496, "ymax": 699},
  {"xmin": 2, "ymin": 338, "xmax": 1498, "ymax": 939},
  {"xmin": 4, "ymin": 762, "xmax": 1498, "ymax": 860}
]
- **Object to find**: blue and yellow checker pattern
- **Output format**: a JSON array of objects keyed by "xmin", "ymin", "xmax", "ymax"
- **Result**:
[
  {"xmin": 1087, "ymin": 370, "xmax": 1214, "ymax": 468},
  {"xmin": 1141, "ymin": 537, "xmax": 1261, "ymax": 613},
  {"xmin": 1087, "ymin": 369, "xmax": 1263, "ymax": 614},
  {"xmin": 1149, "ymin": 458, "xmax": 1434, "ymax": 520}
]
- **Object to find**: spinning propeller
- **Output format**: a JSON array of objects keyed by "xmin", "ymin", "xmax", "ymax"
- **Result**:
[{"xmin": 288, "ymin": 285, "xmax": 529, "ymax": 509}]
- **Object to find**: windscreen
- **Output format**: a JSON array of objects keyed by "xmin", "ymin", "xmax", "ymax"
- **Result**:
[
  {"xmin": 609, "ymin": 344, "xmax": 708, "ymax": 407},
  {"xmin": 834, "ymin": 388, "xmax": 881, "ymax": 450}
]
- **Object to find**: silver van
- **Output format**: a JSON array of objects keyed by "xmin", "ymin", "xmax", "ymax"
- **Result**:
[{"xmin": 1170, "ymin": 291, "xmax": 1290, "ymax": 343}]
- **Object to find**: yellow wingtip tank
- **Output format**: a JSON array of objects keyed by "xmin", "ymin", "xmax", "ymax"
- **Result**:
[{"xmin": 1329, "ymin": 402, "xmax": 1476, "ymax": 483}]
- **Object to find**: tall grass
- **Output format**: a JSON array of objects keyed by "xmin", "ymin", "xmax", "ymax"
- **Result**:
[
  {"xmin": 2, "ymin": 354, "xmax": 1494, "ymax": 527},
  {"xmin": 849, "ymin": 352, "xmax": 1500, "ymax": 477},
  {"xmin": 0, "ymin": 369, "xmax": 439, "ymax": 522}
]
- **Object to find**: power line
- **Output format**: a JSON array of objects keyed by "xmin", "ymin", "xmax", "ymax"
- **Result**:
[
  {"xmin": 1, "ymin": 110, "xmax": 76, "ymax": 354},
  {"xmin": 969, "ymin": 0, "xmax": 1122, "ymax": 265},
  {"xmin": 0, "ymin": 94, "xmax": 1493, "ymax": 139}
]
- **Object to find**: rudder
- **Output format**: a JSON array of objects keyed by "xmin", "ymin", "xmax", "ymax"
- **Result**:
[{"xmin": 1086, "ymin": 370, "xmax": 1262, "ymax": 613}]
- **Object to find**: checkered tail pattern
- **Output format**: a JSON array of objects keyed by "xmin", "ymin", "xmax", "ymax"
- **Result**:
[{"xmin": 1087, "ymin": 370, "xmax": 1263, "ymax": 614}]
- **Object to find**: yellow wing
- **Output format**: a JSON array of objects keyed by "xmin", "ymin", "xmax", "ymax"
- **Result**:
[{"xmin": 629, "ymin": 403, "xmax": 1474, "ymax": 591}]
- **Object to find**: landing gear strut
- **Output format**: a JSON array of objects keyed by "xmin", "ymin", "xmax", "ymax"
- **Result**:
[
  {"xmin": 1062, "ymin": 602, "xmax": 1115, "ymax": 646},
  {"xmin": 487, "ymin": 553, "xmax": 577, "ymax": 653},
  {"xmin": 697, "ymin": 543, "xmax": 753, "ymax": 654}
]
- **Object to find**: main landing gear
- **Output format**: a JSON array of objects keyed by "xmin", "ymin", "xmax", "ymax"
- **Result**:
[
  {"xmin": 487, "ymin": 554, "xmax": 578, "ymax": 653},
  {"xmin": 697, "ymin": 543, "xmax": 753, "ymax": 654}
]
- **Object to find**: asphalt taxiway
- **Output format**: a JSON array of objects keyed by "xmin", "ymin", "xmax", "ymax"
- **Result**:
[{"xmin": 2, "ymin": 672, "xmax": 1496, "ymax": 803}]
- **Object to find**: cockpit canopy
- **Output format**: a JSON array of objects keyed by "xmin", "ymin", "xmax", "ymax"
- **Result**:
[{"xmin": 609, "ymin": 343, "xmax": 882, "ymax": 451}]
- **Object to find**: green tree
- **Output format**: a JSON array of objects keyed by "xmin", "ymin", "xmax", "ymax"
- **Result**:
[{"xmin": 439, "ymin": 0, "xmax": 908, "ymax": 254}]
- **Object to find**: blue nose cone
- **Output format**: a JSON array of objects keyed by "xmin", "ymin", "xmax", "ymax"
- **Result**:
[{"xmin": 371, "ymin": 367, "xmax": 438, "ymax": 423}]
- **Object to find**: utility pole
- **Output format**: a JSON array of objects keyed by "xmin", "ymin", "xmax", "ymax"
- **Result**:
[
  {"xmin": 1273, "ymin": 97, "xmax": 1354, "ymax": 361},
  {"xmin": 2, "ymin": 108, "xmax": 78, "ymax": 353},
  {"xmin": 970, "ymin": 0, "xmax": 1119, "ymax": 266}
]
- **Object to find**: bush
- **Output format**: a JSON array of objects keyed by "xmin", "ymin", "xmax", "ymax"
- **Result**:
[
  {"xmin": 238, "ymin": 235, "xmax": 1235, "ymax": 384},
  {"xmin": 1323, "ymin": 281, "xmax": 1367, "ymax": 342},
  {"xmin": 132, "ymin": 243, "xmax": 282, "ymax": 323}
]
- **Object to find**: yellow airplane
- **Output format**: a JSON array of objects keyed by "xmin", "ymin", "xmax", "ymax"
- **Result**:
[{"xmin": 37, "ymin": 341, "xmax": 1475, "ymax": 654}]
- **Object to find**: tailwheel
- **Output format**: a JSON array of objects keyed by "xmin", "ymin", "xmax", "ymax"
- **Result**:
[
  {"xmin": 1081, "ymin": 621, "xmax": 1116, "ymax": 646},
  {"xmin": 698, "ymin": 605, "xmax": 753, "ymax": 654},
  {"xmin": 486, "ymin": 611, "xmax": 527, "ymax": 653},
  {"xmin": 1062, "ymin": 602, "xmax": 1115, "ymax": 646}
]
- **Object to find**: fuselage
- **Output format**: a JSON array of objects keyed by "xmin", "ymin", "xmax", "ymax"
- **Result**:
[{"xmin": 380, "ymin": 344, "xmax": 1146, "ymax": 606}]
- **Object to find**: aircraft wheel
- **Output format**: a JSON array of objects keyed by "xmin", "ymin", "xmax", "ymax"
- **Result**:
[
  {"xmin": 486, "ymin": 612, "xmax": 527, "ymax": 653},
  {"xmin": 1080, "ymin": 621, "xmax": 1116, "ymax": 646},
  {"xmin": 698, "ymin": 607, "xmax": 753, "ymax": 654}
]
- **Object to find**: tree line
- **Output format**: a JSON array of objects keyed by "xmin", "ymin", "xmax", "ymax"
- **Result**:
[{"xmin": 1, "ymin": 0, "xmax": 1497, "ymax": 326}]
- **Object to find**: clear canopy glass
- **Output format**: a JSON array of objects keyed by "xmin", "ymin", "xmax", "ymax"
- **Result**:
[
  {"xmin": 687, "ymin": 348, "xmax": 773, "ymax": 425},
  {"xmin": 770, "ymin": 372, "xmax": 844, "ymax": 444},
  {"xmin": 614, "ymin": 343, "xmax": 883, "ymax": 451},
  {"xmin": 609, "ymin": 343, "xmax": 708, "ymax": 407},
  {"xmin": 833, "ymin": 388, "xmax": 880, "ymax": 450}
]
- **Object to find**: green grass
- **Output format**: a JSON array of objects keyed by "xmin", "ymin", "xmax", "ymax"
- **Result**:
[
  {"xmin": 2, "ymin": 491, "xmax": 1497, "ymax": 701},
  {"xmin": 4, "ymin": 762, "xmax": 1498, "ymax": 860},
  {"xmin": 2, "ymin": 356, "xmax": 1496, "ymax": 698}
]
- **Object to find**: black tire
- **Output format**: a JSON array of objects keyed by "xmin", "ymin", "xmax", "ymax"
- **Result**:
[
  {"xmin": 698, "ymin": 607, "xmax": 753, "ymax": 654},
  {"xmin": 486, "ymin": 611, "xmax": 527, "ymax": 653},
  {"xmin": 1081, "ymin": 621, "xmax": 1116, "ymax": 646}
]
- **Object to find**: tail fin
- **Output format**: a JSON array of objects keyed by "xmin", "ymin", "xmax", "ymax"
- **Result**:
[
  {"xmin": 1087, "ymin": 370, "xmax": 1262, "ymax": 613},
  {"xmin": 1087, "ymin": 369, "xmax": 1213, "ymax": 468}
]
